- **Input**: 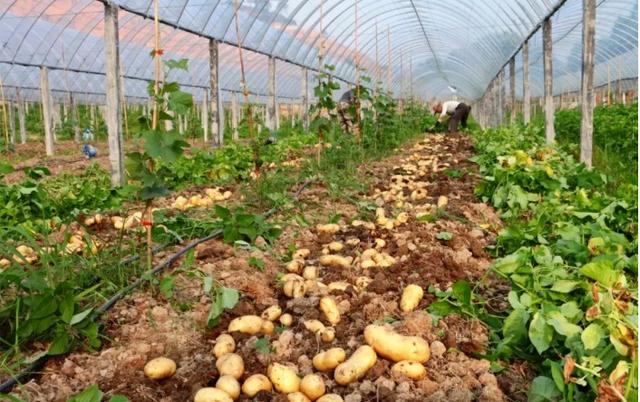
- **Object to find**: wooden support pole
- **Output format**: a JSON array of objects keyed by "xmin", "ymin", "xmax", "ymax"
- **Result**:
[
  {"xmin": 580, "ymin": 0, "xmax": 596, "ymax": 168},
  {"xmin": 543, "ymin": 18, "xmax": 555, "ymax": 143},
  {"xmin": 8, "ymin": 100, "xmax": 15, "ymax": 145},
  {"xmin": 209, "ymin": 38, "xmax": 222, "ymax": 147},
  {"xmin": 16, "ymin": 88, "xmax": 26, "ymax": 144},
  {"xmin": 509, "ymin": 57, "xmax": 516, "ymax": 124},
  {"xmin": 40, "ymin": 67, "xmax": 54, "ymax": 156},
  {"xmin": 267, "ymin": 56, "xmax": 277, "ymax": 131},
  {"xmin": 607, "ymin": 64, "xmax": 611, "ymax": 105},
  {"xmin": 202, "ymin": 89, "xmax": 209, "ymax": 142},
  {"xmin": 302, "ymin": 67, "xmax": 309, "ymax": 131},
  {"xmin": 523, "ymin": 41, "xmax": 531, "ymax": 124},
  {"xmin": 69, "ymin": 94, "xmax": 81, "ymax": 142},
  {"xmin": 104, "ymin": 2, "xmax": 125, "ymax": 186},
  {"xmin": 497, "ymin": 69, "xmax": 504, "ymax": 125},
  {"xmin": 231, "ymin": 92, "xmax": 239, "ymax": 141}
]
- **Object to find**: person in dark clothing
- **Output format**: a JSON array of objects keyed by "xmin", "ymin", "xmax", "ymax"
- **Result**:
[
  {"xmin": 432, "ymin": 101, "xmax": 471, "ymax": 133},
  {"xmin": 337, "ymin": 86, "xmax": 364, "ymax": 135}
]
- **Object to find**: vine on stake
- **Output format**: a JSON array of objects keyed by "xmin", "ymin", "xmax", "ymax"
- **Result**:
[{"xmin": 310, "ymin": 64, "xmax": 340, "ymax": 161}]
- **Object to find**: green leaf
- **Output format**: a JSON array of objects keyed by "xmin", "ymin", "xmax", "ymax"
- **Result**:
[
  {"xmin": 451, "ymin": 281, "xmax": 471, "ymax": 305},
  {"xmin": 581, "ymin": 323, "xmax": 604, "ymax": 350},
  {"xmin": 428, "ymin": 300, "xmax": 457, "ymax": 317},
  {"xmin": 159, "ymin": 276, "xmax": 175, "ymax": 299},
  {"xmin": 548, "ymin": 361, "xmax": 566, "ymax": 394},
  {"xmin": 167, "ymin": 90, "xmax": 193, "ymax": 114},
  {"xmin": 503, "ymin": 308, "xmax": 530, "ymax": 342},
  {"xmin": 248, "ymin": 257, "xmax": 265, "ymax": 271},
  {"xmin": 559, "ymin": 301, "xmax": 582, "ymax": 321},
  {"xmin": 580, "ymin": 259, "xmax": 619, "ymax": 287},
  {"xmin": 528, "ymin": 376, "xmax": 561, "ymax": 402},
  {"xmin": 220, "ymin": 287, "xmax": 240, "ymax": 309},
  {"xmin": 67, "ymin": 384, "xmax": 103, "ymax": 402},
  {"xmin": 436, "ymin": 231, "xmax": 453, "ymax": 241},
  {"xmin": 550, "ymin": 280, "xmax": 579, "ymax": 293},
  {"xmin": 253, "ymin": 337, "xmax": 271, "ymax": 354},
  {"xmin": 529, "ymin": 312, "xmax": 553, "ymax": 354},
  {"xmin": 59, "ymin": 295, "xmax": 75, "ymax": 324},
  {"xmin": 143, "ymin": 131, "xmax": 189, "ymax": 163},
  {"xmin": 48, "ymin": 333, "xmax": 71, "ymax": 355},
  {"xmin": 108, "ymin": 396, "xmax": 130, "ymax": 402},
  {"xmin": 70, "ymin": 308, "xmax": 93, "ymax": 325},
  {"xmin": 546, "ymin": 311, "xmax": 581, "ymax": 338},
  {"xmin": 164, "ymin": 58, "xmax": 189, "ymax": 71},
  {"xmin": 0, "ymin": 162, "xmax": 14, "ymax": 174}
]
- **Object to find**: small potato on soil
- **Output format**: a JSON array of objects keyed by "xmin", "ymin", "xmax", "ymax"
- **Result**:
[
  {"xmin": 261, "ymin": 305, "xmax": 282, "ymax": 321},
  {"xmin": 319, "ymin": 296, "xmax": 340, "ymax": 325},
  {"xmin": 215, "ymin": 375, "xmax": 241, "ymax": 399},
  {"xmin": 400, "ymin": 284, "xmax": 424, "ymax": 312},
  {"xmin": 194, "ymin": 387, "xmax": 233, "ymax": 402},
  {"xmin": 317, "ymin": 394, "xmax": 345, "ymax": 402},
  {"xmin": 293, "ymin": 248, "xmax": 311, "ymax": 260},
  {"xmin": 288, "ymin": 392, "xmax": 312, "ymax": 402},
  {"xmin": 284, "ymin": 279, "xmax": 307, "ymax": 298},
  {"xmin": 216, "ymin": 353, "xmax": 244, "ymax": 380},
  {"xmin": 391, "ymin": 360, "xmax": 427, "ymax": 380},
  {"xmin": 143, "ymin": 357, "xmax": 176, "ymax": 380},
  {"xmin": 313, "ymin": 348, "xmax": 347, "ymax": 371},
  {"xmin": 268, "ymin": 362, "xmax": 301, "ymax": 393},
  {"xmin": 316, "ymin": 223, "xmax": 340, "ymax": 235},
  {"xmin": 320, "ymin": 327, "xmax": 335, "ymax": 343},
  {"xmin": 300, "ymin": 374, "xmax": 326, "ymax": 400},
  {"xmin": 214, "ymin": 334, "xmax": 236, "ymax": 358},
  {"xmin": 242, "ymin": 374, "xmax": 273, "ymax": 397},
  {"xmin": 303, "ymin": 266, "xmax": 319, "ymax": 280},
  {"xmin": 334, "ymin": 345, "xmax": 377, "ymax": 385},
  {"xmin": 304, "ymin": 319, "xmax": 326, "ymax": 334},
  {"xmin": 279, "ymin": 313, "xmax": 293, "ymax": 326},
  {"xmin": 228, "ymin": 315, "xmax": 263, "ymax": 334},
  {"xmin": 319, "ymin": 255, "xmax": 351, "ymax": 269}
]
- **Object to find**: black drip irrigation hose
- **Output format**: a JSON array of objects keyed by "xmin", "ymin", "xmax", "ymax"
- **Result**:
[{"xmin": 0, "ymin": 204, "xmax": 285, "ymax": 394}]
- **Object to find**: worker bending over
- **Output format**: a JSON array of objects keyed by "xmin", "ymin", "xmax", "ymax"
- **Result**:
[{"xmin": 432, "ymin": 100, "xmax": 471, "ymax": 133}]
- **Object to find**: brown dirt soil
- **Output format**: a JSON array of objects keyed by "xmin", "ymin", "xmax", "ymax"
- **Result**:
[{"xmin": 10, "ymin": 133, "xmax": 520, "ymax": 402}]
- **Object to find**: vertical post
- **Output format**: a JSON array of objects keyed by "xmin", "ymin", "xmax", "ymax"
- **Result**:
[
  {"xmin": 509, "ymin": 57, "xmax": 516, "ymax": 124},
  {"xmin": 607, "ymin": 64, "xmax": 611, "ymax": 105},
  {"xmin": 8, "ymin": 100, "xmax": 15, "ymax": 145},
  {"xmin": 16, "ymin": 88, "xmax": 26, "ymax": 144},
  {"xmin": 209, "ymin": 38, "xmax": 222, "ymax": 147},
  {"xmin": 523, "ymin": 41, "xmax": 531, "ymax": 124},
  {"xmin": 543, "ymin": 18, "xmax": 555, "ymax": 143},
  {"xmin": 302, "ymin": 67, "xmax": 309, "ymax": 131},
  {"xmin": 267, "ymin": 56, "xmax": 277, "ymax": 131},
  {"xmin": 202, "ymin": 89, "xmax": 209, "ymax": 142},
  {"xmin": 231, "ymin": 92, "xmax": 239, "ymax": 141},
  {"xmin": 104, "ymin": 2, "xmax": 125, "ymax": 186},
  {"xmin": 580, "ymin": 0, "xmax": 596, "ymax": 168},
  {"xmin": 40, "ymin": 67, "xmax": 54, "ymax": 156},
  {"xmin": 70, "ymin": 94, "xmax": 81, "ymax": 142},
  {"xmin": 497, "ymin": 70, "xmax": 504, "ymax": 125}
]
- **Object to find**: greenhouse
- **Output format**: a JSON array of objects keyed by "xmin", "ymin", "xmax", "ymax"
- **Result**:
[{"xmin": 0, "ymin": 0, "xmax": 637, "ymax": 401}]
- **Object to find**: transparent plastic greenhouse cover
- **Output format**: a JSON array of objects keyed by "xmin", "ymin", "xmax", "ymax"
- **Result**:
[{"xmin": 0, "ymin": 0, "xmax": 637, "ymax": 104}]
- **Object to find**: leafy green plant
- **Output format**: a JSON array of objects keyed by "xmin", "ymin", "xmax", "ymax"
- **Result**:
[
  {"xmin": 66, "ymin": 384, "xmax": 129, "ymax": 402},
  {"xmin": 310, "ymin": 64, "xmax": 340, "ymax": 147},
  {"xmin": 203, "ymin": 276, "xmax": 239, "ymax": 328},
  {"xmin": 213, "ymin": 205, "xmax": 282, "ymax": 245}
]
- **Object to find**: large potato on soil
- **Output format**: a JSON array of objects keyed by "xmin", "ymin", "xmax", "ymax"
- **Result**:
[
  {"xmin": 194, "ymin": 387, "xmax": 233, "ymax": 402},
  {"xmin": 287, "ymin": 392, "xmax": 312, "ymax": 402},
  {"xmin": 316, "ymin": 395, "xmax": 344, "ymax": 402},
  {"xmin": 364, "ymin": 324, "xmax": 430, "ymax": 363},
  {"xmin": 143, "ymin": 357, "xmax": 176, "ymax": 380},
  {"xmin": 391, "ymin": 360, "xmax": 427, "ymax": 380},
  {"xmin": 242, "ymin": 374, "xmax": 272, "ymax": 396},
  {"xmin": 400, "ymin": 284, "xmax": 424, "ymax": 312},
  {"xmin": 228, "ymin": 315, "xmax": 263, "ymax": 334},
  {"xmin": 334, "ymin": 345, "xmax": 377, "ymax": 385},
  {"xmin": 268, "ymin": 362, "xmax": 301, "ymax": 393},
  {"xmin": 319, "ymin": 296, "xmax": 340, "ymax": 325},
  {"xmin": 216, "ymin": 353, "xmax": 244, "ymax": 380},
  {"xmin": 213, "ymin": 334, "xmax": 236, "ymax": 358},
  {"xmin": 300, "ymin": 374, "xmax": 326, "ymax": 400},
  {"xmin": 312, "ymin": 348, "xmax": 346, "ymax": 371},
  {"xmin": 215, "ymin": 375, "xmax": 241, "ymax": 399},
  {"xmin": 261, "ymin": 305, "xmax": 282, "ymax": 321}
]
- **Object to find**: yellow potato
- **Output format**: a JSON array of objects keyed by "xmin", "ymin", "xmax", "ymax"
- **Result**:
[
  {"xmin": 287, "ymin": 259, "xmax": 304, "ymax": 273},
  {"xmin": 328, "ymin": 241, "xmax": 344, "ymax": 252},
  {"xmin": 303, "ymin": 319, "xmax": 326, "ymax": 334},
  {"xmin": 300, "ymin": 374, "xmax": 326, "ymax": 400},
  {"xmin": 287, "ymin": 392, "xmax": 312, "ymax": 402},
  {"xmin": 194, "ymin": 387, "xmax": 233, "ymax": 402},
  {"xmin": 213, "ymin": 334, "xmax": 236, "ymax": 358},
  {"xmin": 316, "ymin": 394, "xmax": 344, "ymax": 402},
  {"xmin": 283, "ymin": 279, "xmax": 307, "ymax": 298},
  {"xmin": 316, "ymin": 223, "xmax": 340, "ymax": 235},
  {"xmin": 313, "ymin": 348, "xmax": 346, "ymax": 371},
  {"xmin": 327, "ymin": 281, "xmax": 350, "ymax": 291},
  {"xmin": 437, "ymin": 196, "xmax": 448, "ymax": 208},
  {"xmin": 279, "ymin": 313, "xmax": 293, "ymax": 326},
  {"xmin": 319, "ymin": 327, "xmax": 335, "ymax": 343},
  {"xmin": 303, "ymin": 266, "xmax": 319, "ymax": 280},
  {"xmin": 391, "ymin": 360, "xmax": 426, "ymax": 380},
  {"xmin": 355, "ymin": 276, "xmax": 372, "ymax": 292},
  {"xmin": 242, "ymin": 374, "xmax": 272, "ymax": 396},
  {"xmin": 334, "ymin": 345, "xmax": 377, "ymax": 385},
  {"xmin": 319, "ymin": 255, "xmax": 351, "ymax": 269},
  {"xmin": 215, "ymin": 375, "xmax": 241, "ymax": 399},
  {"xmin": 268, "ymin": 362, "xmax": 300, "ymax": 393},
  {"xmin": 282, "ymin": 273, "xmax": 305, "ymax": 282},
  {"xmin": 293, "ymin": 248, "xmax": 311, "ymax": 260},
  {"xmin": 216, "ymin": 353, "xmax": 244, "ymax": 380},
  {"xmin": 400, "ymin": 284, "xmax": 424, "ymax": 312},
  {"xmin": 143, "ymin": 357, "xmax": 176, "ymax": 380},
  {"xmin": 364, "ymin": 324, "xmax": 430, "ymax": 363},
  {"xmin": 319, "ymin": 297, "xmax": 340, "ymax": 325},
  {"xmin": 261, "ymin": 305, "xmax": 282, "ymax": 321},
  {"xmin": 228, "ymin": 315, "xmax": 263, "ymax": 334},
  {"xmin": 261, "ymin": 320, "xmax": 275, "ymax": 335}
]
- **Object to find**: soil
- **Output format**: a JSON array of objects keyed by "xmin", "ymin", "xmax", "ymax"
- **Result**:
[{"xmin": 8, "ymin": 133, "xmax": 527, "ymax": 402}]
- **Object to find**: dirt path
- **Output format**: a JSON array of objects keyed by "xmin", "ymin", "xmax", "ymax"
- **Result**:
[{"xmin": 12, "ymin": 133, "xmax": 512, "ymax": 402}]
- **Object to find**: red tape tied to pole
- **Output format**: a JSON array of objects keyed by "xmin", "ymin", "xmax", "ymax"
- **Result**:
[{"xmin": 141, "ymin": 220, "xmax": 153, "ymax": 227}]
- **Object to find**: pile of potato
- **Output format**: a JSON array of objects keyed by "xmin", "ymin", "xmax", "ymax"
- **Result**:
[{"xmin": 172, "ymin": 187, "xmax": 232, "ymax": 211}]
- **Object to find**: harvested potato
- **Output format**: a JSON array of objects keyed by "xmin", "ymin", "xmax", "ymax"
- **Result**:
[
  {"xmin": 316, "ymin": 223, "xmax": 340, "ymax": 235},
  {"xmin": 261, "ymin": 305, "xmax": 282, "ymax": 321},
  {"xmin": 302, "ymin": 266, "xmax": 319, "ymax": 280},
  {"xmin": 228, "ymin": 315, "xmax": 263, "ymax": 334},
  {"xmin": 355, "ymin": 276, "xmax": 372, "ymax": 292},
  {"xmin": 144, "ymin": 357, "xmax": 177, "ymax": 380},
  {"xmin": 319, "ymin": 297, "xmax": 340, "ymax": 325},
  {"xmin": 334, "ymin": 345, "xmax": 377, "ymax": 385},
  {"xmin": 437, "ymin": 195, "xmax": 448, "ymax": 208},
  {"xmin": 287, "ymin": 259, "xmax": 304, "ymax": 273},
  {"xmin": 261, "ymin": 320, "xmax": 275, "ymax": 335},
  {"xmin": 293, "ymin": 248, "xmax": 311, "ymax": 260},
  {"xmin": 216, "ymin": 353, "xmax": 244, "ymax": 380},
  {"xmin": 319, "ymin": 255, "xmax": 351, "ymax": 269},
  {"xmin": 242, "ymin": 374, "xmax": 272, "ymax": 396},
  {"xmin": 282, "ymin": 273, "xmax": 304, "ymax": 282},
  {"xmin": 194, "ymin": 387, "xmax": 233, "ymax": 402},
  {"xmin": 364, "ymin": 324, "xmax": 430, "ymax": 363},
  {"xmin": 328, "ymin": 241, "xmax": 344, "ymax": 252},
  {"xmin": 391, "ymin": 360, "xmax": 426, "ymax": 380},
  {"xmin": 300, "ymin": 374, "xmax": 326, "ymax": 400},
  {"xmin": 360, "ymin": 259, "xmax": 376, "ymax": 269},
  {"xmin": 327, "ymin": 281, "xmax": 350, "ymax": 291},
  {"xmin": 374, "ymin": 238, "xmax": 386, "ymax": 249},
  {"xmin": 313, "ymin": 348, "xmax": 346, "ymax": 371},
  {"xmin": 316, "ymin": 394, "xmax": 344, "ymax": 402},
  {"xmin": 268, "ymin": 363, "xmax": 300, "ymax": 393},
  {"xmin": 279, "ymin": 313, "xmax": 293, "ymax": 326},
  {"xmin": 216, "ymin": 375, "xmax": 241, "ymax": 399},
  {"xmin": 213, "ymin": 334, "xmax": 236, "ymax": 358},
  {"xmin": 400, "ymin": 284, "xmax": 424, "ymax": 312},
  {"xmin": 283, "ymin": 279, "xmax": 307, "ymax": 298},
  {"xmin": 345, "ymin": 237, "xmax": 361, "ymax": 246},
  {"xmin": 287, "ymin": 392, "xmax": 312, "ymax": 402},
  {"xmin": 303, "ymin": 319, "xmax": 326, "ymax": 334},
  {"xmin": 319, "ymin": 327, "xmax": 335, "ymax": 343}
]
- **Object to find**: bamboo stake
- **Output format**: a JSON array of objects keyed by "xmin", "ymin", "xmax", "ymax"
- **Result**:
[{"xmin": 0, "ymin": 76, "xmax": 9, "ymax": 150}]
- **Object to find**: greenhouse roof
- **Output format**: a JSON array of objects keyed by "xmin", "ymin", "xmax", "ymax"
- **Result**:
[{"xmin": 0, "ymin": 0, "xmax": 637, "ymax": 103}]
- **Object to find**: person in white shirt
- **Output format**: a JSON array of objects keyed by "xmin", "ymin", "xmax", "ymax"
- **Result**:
[{"xmin": 432, "ymin": 100, "xmax": 471, "ymax": 133}]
